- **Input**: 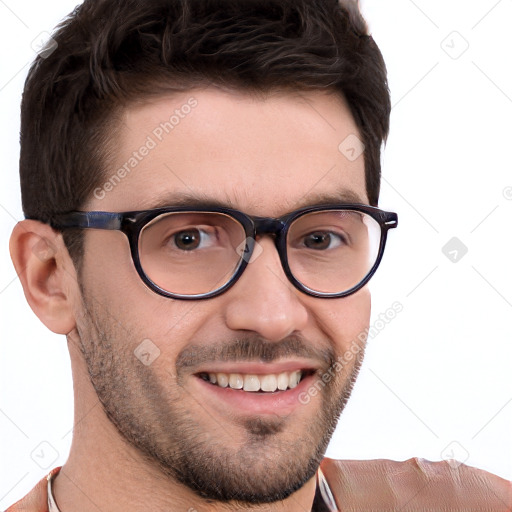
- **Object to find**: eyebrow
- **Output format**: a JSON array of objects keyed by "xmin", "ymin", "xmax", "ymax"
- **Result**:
[
  {"xmin": 142, "ymin": 189, "xmax": 366, "ymax": 212},
  {"xmin": 294, "ymin": 190, "xmax": 366, "ymax": 208}
]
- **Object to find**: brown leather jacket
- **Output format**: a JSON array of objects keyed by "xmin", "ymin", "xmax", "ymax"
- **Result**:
[{"xmin": 6, "ymin": 458, "xmax": 512, "ymax": 511}]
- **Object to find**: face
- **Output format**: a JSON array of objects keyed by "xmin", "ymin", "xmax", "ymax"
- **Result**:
[{"xmin": 73, "ymin": 87, "xmax": 371, "ymax": 503}]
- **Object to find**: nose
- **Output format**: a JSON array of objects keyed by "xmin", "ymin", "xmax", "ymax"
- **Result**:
[{"xmin": 223, "ymin": 237, "xmax": 309, "ymax": 341}]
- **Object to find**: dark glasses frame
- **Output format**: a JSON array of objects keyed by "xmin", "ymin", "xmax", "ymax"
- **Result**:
[{"xmin": 48, "ymin": 203, "xmax": 398, "ymax": 300}]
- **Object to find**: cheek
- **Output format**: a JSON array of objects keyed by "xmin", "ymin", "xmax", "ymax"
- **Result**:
[
  {"xmin": 82, "ymin": 230, "xmax": 135, "ymax": 293},
  {"xmin": 83, "ymin": 230, "xmax": 173, "ymax": 318},
  {"xmin": 79, "ymin": 230, "xmax": 159, "ymax": 337},
  {"xmin": 79, "ymin": 230, "xmax": 211, "ymax": 360},
  {"xmin": 316, "ymin": 287, "xmax": 371, "ymax": 354}
]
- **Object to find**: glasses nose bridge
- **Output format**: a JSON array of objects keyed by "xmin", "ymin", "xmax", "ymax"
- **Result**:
[
  {"xmin": 250, "ymin": 216, "xmax": 288, "ymax": 265},
  {"xmin": 252, "ymin": 216, "xmax": 286, "ymax": 241}
]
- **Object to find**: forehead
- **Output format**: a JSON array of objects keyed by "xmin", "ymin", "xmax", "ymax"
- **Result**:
[{"xmin": 87, "ymin": 87, "xmax": 368, "ymax": 215}]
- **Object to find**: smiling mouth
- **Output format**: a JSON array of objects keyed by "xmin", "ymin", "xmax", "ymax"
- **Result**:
[{"xmin": 197, "ymin": 370, "xmax": 315, "ymax": 393}]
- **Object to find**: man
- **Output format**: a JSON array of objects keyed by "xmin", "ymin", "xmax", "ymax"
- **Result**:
[{"xmin": 7, "ymin": 0, "xmax": 512, "ymax": 510}]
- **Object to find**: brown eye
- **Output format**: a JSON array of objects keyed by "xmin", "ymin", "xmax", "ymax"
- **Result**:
[
  {"xmin": 174, "ymin": 229, "xmax": 201, "ymax": 250},
  {"xmin": 303, "ymin": 231, "xmax": 344, "ymax": 250},
  {"xmin": 304, "ymin": 232, "xmax": 329, "ymax": 249}
]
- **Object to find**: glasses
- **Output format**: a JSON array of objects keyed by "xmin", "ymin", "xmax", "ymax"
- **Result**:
[{"xmin": 50, "ymin": 204, "xmax": 398, "ymax": 300}]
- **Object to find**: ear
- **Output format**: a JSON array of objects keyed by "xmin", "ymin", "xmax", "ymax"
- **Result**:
[{"xmin": 9, "ymin": 219, "xmax": 77, "ymax": 335}]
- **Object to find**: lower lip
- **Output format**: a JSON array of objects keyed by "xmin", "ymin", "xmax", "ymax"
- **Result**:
[{"xmin": 193, "ymin": 373, "xmax": 317, "ymax": 416}]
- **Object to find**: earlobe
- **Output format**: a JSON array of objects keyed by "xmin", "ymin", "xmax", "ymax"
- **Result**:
[{"xmin": 9, "ymin": 220, "xmax": 77, "ymax": 335}]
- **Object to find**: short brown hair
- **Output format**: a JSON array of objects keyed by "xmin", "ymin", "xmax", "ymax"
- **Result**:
[{"xmin": 20, "ymin": 0, "xmax": 390, "ymax": 269}]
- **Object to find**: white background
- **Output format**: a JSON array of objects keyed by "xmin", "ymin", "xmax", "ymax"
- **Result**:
[{"xmin": 1, "ymin": 0, "xmax": 512, "ymax": 508}]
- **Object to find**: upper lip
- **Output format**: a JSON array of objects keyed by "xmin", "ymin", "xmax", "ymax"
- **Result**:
[{"xmin": 193, "ymin": 360, "xmax": 319, "ymax": 376}]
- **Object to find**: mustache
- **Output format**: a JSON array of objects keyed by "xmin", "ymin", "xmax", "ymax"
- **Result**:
[{"xmin": 175, "ymin": 334, "xmax": 335, "ymax": 371}]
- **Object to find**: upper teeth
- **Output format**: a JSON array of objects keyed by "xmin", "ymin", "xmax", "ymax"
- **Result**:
[{"xmin": 201, "ymin": 370, "xmax": 303, "ymax": 392}]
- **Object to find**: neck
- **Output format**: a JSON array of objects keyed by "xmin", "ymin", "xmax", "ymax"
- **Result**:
[{"xmin": 53, "ymin": 338, "xmax": 318, "ymax": 512}]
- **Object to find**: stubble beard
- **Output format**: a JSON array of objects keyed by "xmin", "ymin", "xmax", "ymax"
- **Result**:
[{"xmin": 75, "ymin": 286, "xmax": 365, "ymax": 504}]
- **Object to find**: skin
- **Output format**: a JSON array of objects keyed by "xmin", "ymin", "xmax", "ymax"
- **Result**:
[{"xmin": 10, "ymin": 86, "xmax": 371, "ymax": 512}]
